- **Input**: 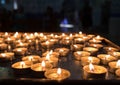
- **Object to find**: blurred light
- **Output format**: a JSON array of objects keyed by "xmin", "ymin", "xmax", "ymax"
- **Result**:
[
  {"xmin": 1, "ymin": 0, "xmax": 5, "ymax": 4},
  {"xmin": 13, "ymin": 0, "xmax": 18, "ymax": 10}
]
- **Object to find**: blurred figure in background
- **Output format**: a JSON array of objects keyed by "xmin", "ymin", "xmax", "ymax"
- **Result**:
[
  {"xmin": 100, "ymin": 0, "xmax": 111, "ymax": 34},
  {"xmin": 79, "ymin": 0, "xmax": 93, "ymax": 32}
]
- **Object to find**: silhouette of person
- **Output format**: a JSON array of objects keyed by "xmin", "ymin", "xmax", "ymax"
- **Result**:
[
  {"xmin": 44, "ymin": 6, "xmax": 58, "ymax": 32},
  {"xmin": 79, "ymin": 0, "xmax": 93, "ymax": 32},
  {"xmin": 100, "ymin": 0, "xmax": 111, "ymax": 33}
]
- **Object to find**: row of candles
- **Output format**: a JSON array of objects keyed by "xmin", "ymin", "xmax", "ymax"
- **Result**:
[{"xmin": 0, "ymin": 32, "xmax": 120, "ymax": 80}]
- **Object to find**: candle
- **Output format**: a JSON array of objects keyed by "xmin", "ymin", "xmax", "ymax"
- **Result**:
[
  {"xmin": 73, "ymin": 51, "xmax": 91, "ymax": 61},
  {"xmin": 16, "ymin": 42, "xmax": 29, "ymax": 48},
  {"xmin": 81, "ymin": 56, "xmax": 100, "ymax": 66},
  {"xmin": 30, "ymin": 61, "xmax": 53, "ymax": 78},
  {"xmin": 103, "ymin": 46, "xmax": 119, "ymax": 52},
  {"xmin": 71, "ymin": 44, "xmax": 83, "ymax": 51},
  {"xmin": 88, "ymin": 44, "xmax": 103, "ymax": 49},
  {"xmin": 40, "ymin": 53, "xmax": 58, "ymax": 67},
  {"xmin": 94, "ymin": 35, "xmax": 104, "ymax": 41},
  {"xmin": 11, "ymin": 61, "xmax": 32, "ymax": 75},
  {"xmin": 0, "ymin": 43, "xmax": 8, "ymax": 51},
  {"xmin": 97, "ymin": 54, "xmax": 117, "ymax": 65},
  {"xmin": 89, "ymin": 39, "xmax": 101, "ymax": 44},
  {"xmin": 73, "ymin": 38, "xmax": 84, "ymax": 44},
  {"xmin": 42, "ymin": 50, "xmax": 59, "ymax": 58},
  {"xmin": 115, "ymin": 68, "xmax": 120, "ymax": 77},
  {"xmin": 54, "ymin": 48, "xmax": 69, "ymax": 57},
  {"xmin": 13, "ymin": 47, "xmax": 27, "ymax": 56},
  {"xmin": 108, "ymin": 51, "xmax": 120, "ymax": 59},
  {"xmin": 31, "ymin": 61, "xmax": 53, "ymax": 72},
  {"xmin": 108, "ymin": 60, "xmax": 120, "ymax": 73},
  {"xmin": 0, "ymin": 52, "xmax": 14, "ymax": 61},
  {"xmin": 83, "ymin": 47, "xmax": 98, "ymax": 55},
  {"xmin": 22, "ymin": 55, "xmax": 41, "ymax": 64},
  {"xmin": 44, "ymin": 68, "xmax": 71, "ymax": 81},
  {"xmin": 83, "ymin": 64, "xmax": 108, "ymax": 80}
]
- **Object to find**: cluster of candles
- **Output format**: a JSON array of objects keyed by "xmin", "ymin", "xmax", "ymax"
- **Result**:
[{"xmin": 0, "ymin": 32, "xmax": 120, "ymax": 80}]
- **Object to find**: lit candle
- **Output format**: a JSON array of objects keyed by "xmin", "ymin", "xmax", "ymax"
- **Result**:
[
  {"xmin": 13, "ymin": 47, "xmax": 27, "ymax": 56},
  {"xmin": 22, "ymin": 55, "xmax": 41, "ymax": 64},
  {"xmin": 54, "ymin": 48, "xmax": 69, "ymax": 57},
  {"xmin": 0, "ymin": 52, "xmax": 14, "ymax": 61},
  {"xmin": 81, "ymin": 56, "xmax": 100, "ymax": 66},
  {"xmin": 73, "ymin": 51, "xmax": 91, "ymax": 61},
  {"xmin": 44, "ymin": 68, "xmax": 71, "ymax": 81},
  {"xmin": 40, "ymin": 53, "xmax": 58, "ymax": 67},
  {"xmin": 83, "ymin": 47, "xmax": 98, "ymax": 54},
  {"xmin": 115, "ymin": 68, "xmax": 120, "ymax": 77},
  {"xmin": 104, "ymin": 46, "xmax": 119, "ymax": 52},
  {"xmin": 97, "ymin": 54, "xmax": 117, "ymax": 65},
  {"xmin": 0, "ymin": 43, "xmax": 8, "ymax": 51},
  {"xmin": 108, "ymin": 60, "xmax": 120, "ymax": 73},
  {"xmin": 83, "ymin": 64, "xmax": 108, "ymax": 80},
  {"xmin": 71, "ymin": 44, "xmax": 83, "ymax": 51},
  {"xmin": 31, "ymin": 60, "xmax": 53, "ymax": 72}
]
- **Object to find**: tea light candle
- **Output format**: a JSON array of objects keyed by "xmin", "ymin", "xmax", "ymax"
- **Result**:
[
  {"xmin": 88, "ymin": 44, "xmax": 103, "ymax": 49},
  {"xmin": 108, "ymin": 60, "xmax": 120, "ymax": 73},
  {"xmin": 0, "ymin": 52, "xmax": 14, "ymax": 61},
  {"xmin": 97, "ymin": 54, "xmax": 117, "ymax": 65},
  {"xmin": 11, "ymin": 61, "xmax": 32, "ymax": 75},
  {"xmin": 89, "ymin": 39, "xmax": 101, "ymax": 44},
  {"xmin": 54, "ymin": 48, "xmax": 69, "ymax": 57},
  {"xmin": 94, "ymin": 35, "xmax": 104, "ymax": 41},
  {"xmin": 16, "ymin": 42, "xmax": 29, "ymax": 48},
  {"xmin": 73, "ymin": 51, "xmax": 91, "ymax": 61},
  {"xmin": 44, "ymin": 68, "xmax": 71, "ymax": 81},
  {"xmin": 22, "ymin": 55, "xmax": 41, "ymax": 64},
  {"xmin": 41, "ymin": 41, "xmax": 54, "ymax": 50},
  {"xmin": 40, "ymin": 53, "xmax": 58, "ymax": 67},
  {"xmin": 0, "ymin": 43, "xmax": 8, "ymax": 51},
  {"xmin": 12, "ymin": 61, "xmax": 31, "ymax": 69},
  {"xmin": 31, "ymin": 60, "xmax": 53, "ymax": 72},
  {"xmin": 13, "ymin": 47, "xmax": 27, "ymax": 56},
  {"xmin": 83, "ymin": 63, "xmax": 107, "ymax": 80},
  {"xmin": 5, "ymin": 37, "xmax": 15, "ymax": 44},
  {"xmin": 115, "ymin": 68, "xmax": 120, "ymax": 77},
  {"xmin": 103, "ymin": 46, "xmax": 119, "ymax": 52},
  {"xmin": 108, "ymin": 51, "xmax": 120, "ymax": 59},
  {"xmin": 71, "ymin": 44, "xmax": 83, "ymax": 51},
  {"xmin": 73, "ymin": 38, "xmax": 84, "ymax": 44},
  {"xmin": 42, "ymin": 50, "xmax": 59, "ymax": 58},
  {"xmin": 81, "ymin": 56, "xmax": 100, "ymax": 66},
  {"xmin": 83, "ymin": 47, "xmax": 98, "ymax": 55}
]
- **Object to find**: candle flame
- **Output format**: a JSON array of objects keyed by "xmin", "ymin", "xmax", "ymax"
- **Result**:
[
  {"xmin": 77, "ymin": 52, "xmax": 81, "ymax": 55},
  {"xmin": 5, "ymin": 32, "xmax": 8, "ymax": 36},
  {"xmin": 79, "ymin": 31, "xmax": 82, "ymax": 34},
  {"xmin": 88, "ymin": 57, "xmax": 93, "ymax": 63},
  {"xmin": 89, "ymin": 63, "xmax": 94, "ymax": 72},
  {"xmin": 20, "ymin": 62, "xmax": 25, "ymax": 68},
  {"xmin": 41, "ymin": 60, "xmax": 46, "ymax": 68},
  {"xmin": 46, "ymin": 41, "xmax": 49, "ymax": 45},
  {"xmin": 57, "ymin": 68, "xmax": 62, "ymax": 75},
  {"xmin": 96, "ymin": 35, "xmax": 100, "ymax": 39},
  {"xmin": 46, "ymin": 53, "xmax": 50, "ymax": 60},
  {"xmin": 28, "ymin": 56, "xmax": 33, "ymax": 61},
  {"xmin": 1, "ymin": 53, "xmax": 6, "ymax": 57},
  {"xmin": 40, "ymin": 33, "xmax": 44, "ymax": 37},
  {"xmin": 105, "ymin": 55, "xmax": 110, "ymax": 60},
  {"xmin": 108, "ymin": 47, "xmax": 112, "ymax": 51},
  {"xmin": 49, "ymin": 50, "xmax": 53, "ymax": 55},
  {"xmin": 74, "ymin": 45, "xmax": 78, "ymax": 48},
  {"xmin": 116, "ymin": 60, "xmax": 120, "ymax": 68}
]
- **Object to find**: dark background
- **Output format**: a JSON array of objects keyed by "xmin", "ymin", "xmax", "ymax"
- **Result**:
[{"xmin": 0, "ymin": 0, "xmax": 120, "ymax": 45}]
